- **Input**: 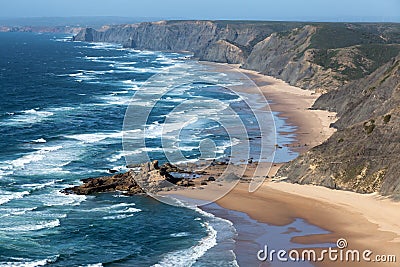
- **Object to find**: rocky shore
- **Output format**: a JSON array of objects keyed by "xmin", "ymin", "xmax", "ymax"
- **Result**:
[{"xmin": 62, "ymin": 160, "xmax": 225, "ymax": 196}]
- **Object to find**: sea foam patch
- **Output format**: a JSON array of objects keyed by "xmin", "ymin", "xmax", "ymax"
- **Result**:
[
  {"xmin": 0, "ymin": 219, "xmax": 61, "ymax": 232},
  {"xmin": 66, "ymin": 131, "xmax": 122, "ymax": 144},
  {"xmin": 0, "ymin": 256, "xmax": 59, "ymax": 267},
  {"xmin": 0, "ymin": 144, "xmax": 75, "ymax": 177},
  {"xmin": 3, "ymin": 109, "xmax": 54, "ymax": 126},
  {"xmin": 152, "ymin": 223, "xmax": 217, "ymax": 267},
  {"xmin": 0, "ymin": 190, "xmax": 30, "ymax": 206}
]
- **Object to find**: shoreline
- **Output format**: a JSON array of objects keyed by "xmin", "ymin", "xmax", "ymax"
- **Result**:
[
  {"xmin": 201, "ymin": 62, "xmax": 337, "ymax": 155},
  {"xmin": 166, "ymin": 62, "xmax": 400, "ymax": 266}
]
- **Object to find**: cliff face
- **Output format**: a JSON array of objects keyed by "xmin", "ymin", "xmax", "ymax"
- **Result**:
[
  {"xmin": 314, "ymin": 56, "xmax": 400, "ymax": 129},
  {"xmin": 243, "ymin": 25, "xmax": 344, "ymax": 90},
  {"xmin": 278, "ymin": 56, "xmax": 400, "ymax": 197},
  {"xmin": 74, "ymin": 21, "xmax": 400, "ymax": 91},
  {"xmin": 74, "ymin": 21, "xmax": 301, "ymax": 64}
]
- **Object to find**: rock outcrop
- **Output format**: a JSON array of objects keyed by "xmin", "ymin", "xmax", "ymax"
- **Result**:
[{"xmin": 62, "ymin": 161, "xmax": 186, "ymax": 195}]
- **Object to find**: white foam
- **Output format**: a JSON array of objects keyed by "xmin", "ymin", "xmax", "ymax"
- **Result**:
[
  {"xmin": 108, "ymin": 147, "xmax": 161, "ymax": 163},
  {"xmin": 163, "ymin": 97, "xmax": 186, "ymax": 103},
  {"xmin": 5, "ymin": 109, "xmax": 54, "ymax": 126},
  {"xmin": 1, "ymin": 219, "xmax": 60, "ymax": 232},
  {"xmin": 97, "ymin": 94, "xmax": 132, "ymax": 106},
  {"xmin": 67, "ymin": 69, "xmax": 117, "ymax": 84},
  {"xmin": 41, "ymin": 190, "xmax": 87, "ymax": 207},
  {"xmin": 122, "ymin": 79, "xmax": 136, "ymax": 85},
  {"xmin": 115, "ymin": 207, "xmax": 142, "ymax": 213},
  {"xmin": 32, "ymin": 138, "xmax": 47, "ymax": 143},
  {"xmin": 1, "ymin": 139, "xmax": 84, "ymax": 177},
  {"xmin": 152, "ymin": 222, "xmax": 217, "ymax": 267},
  {"xmin": 68, "ymin": 72, "xmax": 84, "ymax": 77},
  {"xmin": 0, "ymin": 168, "xmax": 11, "ymax": 178},
  {"xmin": 0, "ymin": 207, "xmax": 37, "ymax": 218},
  {"xmin": 170, "ymin": 232, "xmax": 190, "ymax": 237},
  {"xmin": 217, "ymin": 138, "xmax": 241, "ymax": 154},
  {"xmin": 66, "ymin": 132, "xmax": 122, "ymax": 144},
  {"xmin": 107, "ymin": 151, "xmax": 126, "ymax": 163},
  {"xmin": 90, "ymin": 203, "xmax": 138, "ymax": 212},
  {"xmin": 109, "ymin": 165, "xmax": 129, "ymax": 173},
  {"xmin": 0, "ymin": 257, "xmax": 57, "ymax": 267},
  {"xmin": 157, "ymin": 197, "xmax": 239, "ymax": 266},
  {"xmin": 112, "ymin": 194, "xmax": 129, "ymax": 198},
  {"xmin": 154, "ymin": 55, "xmax": 176, "ymax": 65},
  {"xmin": 138, "ymin": 50, "xmax": 157, "ymax": 56},
  {"xmin": 20, "ymin": 180, "xmax": 60, "ymax": 191},
  {"xmin": 55, "ymin": 36, "xmax": 73, "ymax": 42},
  {"xmin": 144, "ymin": 121, "xmax": 189, "ymax": 139},
  {"xmin": 0, "ymin": 191, "xmax": 30, "ymax": 206},
  {"xmin": 102, "ymin": 214, "xmax": 135, "ymax": 220},
  {"xmin": 89, "ymin": 42, "xmax": 122, "ymax": 50},
  {"xmin": 6, "ymin": 145, "xmax": 63, "ymax": 170}
]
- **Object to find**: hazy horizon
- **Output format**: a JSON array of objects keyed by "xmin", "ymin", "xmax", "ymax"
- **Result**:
[
  {"xmin": 0, "ymin": 0, "xmax": 399, "ymax": 23},
  {"xmin": 0, "ymin": 16, "xmax": 399, "ymax": 27}
]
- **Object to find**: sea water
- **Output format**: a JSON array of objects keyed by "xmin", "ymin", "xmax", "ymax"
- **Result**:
[{"xmin": 0, "ymin": 32, "xmax": 297, "ymax": 266}]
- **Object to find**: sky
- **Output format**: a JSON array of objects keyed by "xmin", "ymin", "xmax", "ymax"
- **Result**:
[{"xmin": 0, "ymin": 0, "xmax": 399, "ymax": 22}]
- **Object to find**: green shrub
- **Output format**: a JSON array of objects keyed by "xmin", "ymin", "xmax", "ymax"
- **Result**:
[
  {"xmin": 383, "ymin": 114, "xmax": 392, "ymax": 124},
  {"xmin": 363, "ymin": 120, "xmax": 376, "ymax": 134}
]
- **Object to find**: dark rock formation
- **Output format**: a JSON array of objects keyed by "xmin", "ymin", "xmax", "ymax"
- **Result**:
[
  {"xmin": 62, "ymin": 171, "xmax": 144, "ymax": 195},
  {"xmin": 62, "ymin": 161, "xmax": 186, "ymax": 195}
]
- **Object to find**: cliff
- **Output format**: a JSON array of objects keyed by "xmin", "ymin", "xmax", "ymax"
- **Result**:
[
  {"xmin": 277, "ymin": 55, "xmax": 400, "ymax": 197},
  {"xmin": 74, "ymin": 20, "xmax": 400, "ymax": 91},
  {"xmin": 0, "ymin": 26, "xmax": 83, "ymax": 34},
  {"xmin": 73, "ymin": 20, "xmax": 400, "ymax": 197}
]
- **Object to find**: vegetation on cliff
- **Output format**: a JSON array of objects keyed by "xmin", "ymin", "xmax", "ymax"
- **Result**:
[{"xmin": 278, "ymin": 56, "xmax": 400, "ymax": 197}]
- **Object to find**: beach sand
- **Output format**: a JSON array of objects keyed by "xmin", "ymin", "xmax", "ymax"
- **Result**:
[{"xmin": 163, "ymin": 63, "xmax": 400, "ymax": 266}]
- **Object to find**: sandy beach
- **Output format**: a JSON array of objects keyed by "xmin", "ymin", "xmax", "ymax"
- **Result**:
[{"xmin": 165, "ymin": 63, "xmax": 400, "ymax": 266}]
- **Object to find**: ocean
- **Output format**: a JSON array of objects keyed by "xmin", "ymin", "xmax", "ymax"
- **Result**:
[{"xmin": 0, "ymin": 32, "xmax": 298, "ymax": 266}]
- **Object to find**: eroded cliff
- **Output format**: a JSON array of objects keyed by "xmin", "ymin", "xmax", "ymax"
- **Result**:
[
  {"xmin": 277, "ymin": 56, "xmax": 400, "ymax": 197},
  {"xmin": 74, "ymin": 21, "xmax": 400, "ymax": 91}
]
